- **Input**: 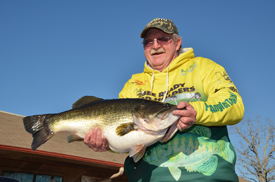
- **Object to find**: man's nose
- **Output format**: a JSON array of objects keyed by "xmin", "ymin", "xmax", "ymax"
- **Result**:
[{"xmin": 152, "ymin": 39, "xmax": 161, "ymax": 49}]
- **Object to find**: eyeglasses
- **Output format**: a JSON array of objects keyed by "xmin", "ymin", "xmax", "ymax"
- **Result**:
[{"xmin": 142, "ymin": 37, "xmax": 172, "ymax": 48}]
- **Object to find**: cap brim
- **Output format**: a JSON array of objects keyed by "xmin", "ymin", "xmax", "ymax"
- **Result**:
[
  {"xmin": 140, "ymin": 27, "xmax": 154, "ymax": 38},
  {"xmin": 140, "ymin": 26, "xmax": 173, "ymax": 38}
]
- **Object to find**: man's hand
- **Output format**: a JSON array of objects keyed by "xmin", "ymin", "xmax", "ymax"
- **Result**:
[
  {"xmin": 172, "ymin": 101, "xmax": 197, "ymax": 131},
  {"xmin": 84, "ymin": 127, "xmax": 110, "ymax": 152}
]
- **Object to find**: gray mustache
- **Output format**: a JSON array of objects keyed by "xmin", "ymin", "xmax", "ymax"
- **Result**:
[{"xmin": 150, "ymin": 48, "xmax": 165, "ymax": 55}]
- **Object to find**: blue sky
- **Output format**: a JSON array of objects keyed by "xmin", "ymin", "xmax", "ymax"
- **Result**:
[
  {"xmin": 1, "ymin": 0, "xmax": 274, "ymax": 178},
  {"xmin": 1, "ymin": 0, "xmax": 274, "ymax": 119}
]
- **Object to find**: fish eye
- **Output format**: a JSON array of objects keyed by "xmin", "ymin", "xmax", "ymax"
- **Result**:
[{"xmin": 164, "ymin": 103, "xmax": 170, "ymax": 108}]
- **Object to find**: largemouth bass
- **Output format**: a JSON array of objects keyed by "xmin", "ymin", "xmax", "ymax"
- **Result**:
[{"xmin": 23, "ymin": 96, "xmax": 180, "ymax": 162}]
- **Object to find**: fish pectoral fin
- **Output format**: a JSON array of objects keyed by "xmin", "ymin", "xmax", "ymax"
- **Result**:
[
  {"xmin": 129, "ymin": 144, "xmax": 144, "ymax": 157},
  {"xmin": 129, "ymin": 144, "xmax": 146, "ymax": 162},
  {"xmin": 72, "ymin": 96, "xmax": 103, "ymax": 109},
  {"xmin": 116, "ymin": 123, "xmax": 136, "ymax": 136},
  {"xmin": 67, "ymin": 133, "xmax": 84, "ymax": 143}
]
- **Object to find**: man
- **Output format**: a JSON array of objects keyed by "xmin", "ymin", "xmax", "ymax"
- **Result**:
[{"xmin": 84, "ymin": 18, "xmax": 244, "ymax": 181}]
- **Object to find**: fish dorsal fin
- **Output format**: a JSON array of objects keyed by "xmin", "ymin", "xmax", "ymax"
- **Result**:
[
  {"xmin": 67, "ymin": 133, "xmax": 84, "ymax": 143},
  {"xmin": 116, "ymin": 123, "xmax": 136, "ymax": 136},
  {"xmin": 72, "ymin": 96, "xmax": 103, "ymax": 109}
]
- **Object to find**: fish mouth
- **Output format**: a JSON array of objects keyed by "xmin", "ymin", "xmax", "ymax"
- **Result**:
[
  {"xmin": 161, "ymin": 106, "xmax": 189, "ymax": 142},
  {"xmin": 161, "ymin": 119, "xmax": 179, "ymax": 143}
]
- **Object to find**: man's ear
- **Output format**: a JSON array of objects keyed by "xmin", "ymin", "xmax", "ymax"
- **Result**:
[{"xmin": 176, "ymin": 38, "xmax": 182, "ymax": 51}]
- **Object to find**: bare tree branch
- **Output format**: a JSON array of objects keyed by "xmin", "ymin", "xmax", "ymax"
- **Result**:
[{"xmin": 230, "ymin": 116, "xmax": 275, "ymax": 182}]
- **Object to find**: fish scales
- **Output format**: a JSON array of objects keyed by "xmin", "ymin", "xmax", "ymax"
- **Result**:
[{"xmin": 50, "ymin": 100, "xmax": 134, "ymax": 131}]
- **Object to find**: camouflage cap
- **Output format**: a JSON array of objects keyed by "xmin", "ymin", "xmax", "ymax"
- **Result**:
[{"xmin": 140, "ymin": 18, "xmax": 179, "ymax": 38}]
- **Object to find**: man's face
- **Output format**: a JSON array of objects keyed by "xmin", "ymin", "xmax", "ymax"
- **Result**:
[{"xmin": 143, "ymin": 29, "xmax": 181, "ymax": 72}]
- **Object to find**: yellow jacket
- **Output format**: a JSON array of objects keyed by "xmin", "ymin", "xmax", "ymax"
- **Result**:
[
  {"xmin": 119, "ymin": 48, "xmax": 244, "ymax": 181},
  {"xmin": 119, "ymin": 47, "xmax": 244, "ymax": 126}
]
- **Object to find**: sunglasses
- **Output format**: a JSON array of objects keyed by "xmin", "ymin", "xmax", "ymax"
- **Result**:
[{"xmin": 142, "ymin": 37, "xmax": 172, "ymax": 48}]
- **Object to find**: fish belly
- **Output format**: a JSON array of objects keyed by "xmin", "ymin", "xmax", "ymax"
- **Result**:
[{"xmin": 104, "ymin": 128, "xmax": 166, "ymax": 153}]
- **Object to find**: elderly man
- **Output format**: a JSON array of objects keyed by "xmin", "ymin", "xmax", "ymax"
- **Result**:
[{"xmin": 85, "ymin": 18, "xmax": 244, "ymax": 182}]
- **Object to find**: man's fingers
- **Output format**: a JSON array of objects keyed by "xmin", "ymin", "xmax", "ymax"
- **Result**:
[
  {"xmin": 177, "ymin": 118, "xmax": 195, "ymax": 131},
  {"xmin": 177, "ymin": 101, "xmax": 188, "ymax": 109},
  {"xmin": 172, "ymin": 109, "xmax": 192, "ymax": 117},
  {"xmin": 84, "ymin": 127, "xmax": 109, "ymax": 152},
  {"xmin": 102, "ymin": 137, "xmax": 110, "ymax": 151},
  {"xmin": 84, "ymin": 127, "xmax": 100, "ymax": 148},
  {"xmin": 95, "ymin": 127, "xmax": 103, "ymax": 147},
  {"xmin": 84, "ymin": 131, "xmax": 92, "ymax": 145},
  {"xmin": 174, "ymin": 102, "xmax": 197, "ymax": 131}
]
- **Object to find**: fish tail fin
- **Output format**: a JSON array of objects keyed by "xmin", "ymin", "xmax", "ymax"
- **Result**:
[{"xmin": 23, "ymin": 114, "xmax": 55, "ymax": 151}]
